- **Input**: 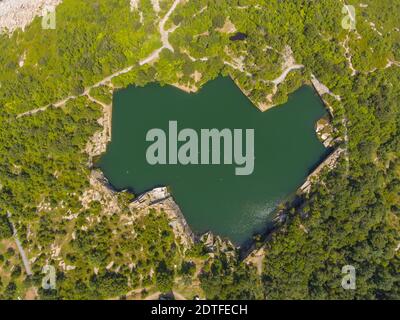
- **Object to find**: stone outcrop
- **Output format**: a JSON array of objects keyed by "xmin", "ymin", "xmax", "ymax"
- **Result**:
[
  {"xmin": 84, "ymin": 94, "xmax": 112, "ymax": 163},
  {"xmin": 79, "ymin": 170, "xmax": 121, "ymax": 215},
  {"xmin": 130, "ymin": 187, "xmax": 195, "ymax": 249},
  {"xmin": 129, "ymin": 187, "xmax": 239, "ymax": 255},
  {"xmin": 315, "ymin": 117, "xmax": 335, "ymax": 148},
  {"xmin": 0, "ymin": 0, "xmax": 62, "ymax": 34},
  {"xmin": 200, "ymin": 231, "xmax": 236, "ymax": 258}
]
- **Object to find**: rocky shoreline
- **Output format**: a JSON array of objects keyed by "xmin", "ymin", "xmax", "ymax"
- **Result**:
[
  {"xmin": 130, "ymin": 187, "xmax": 236, "ymax": 255},
  {"xmin": 80, "ymin": 72, "xmax": 344, "ymax": 267},
  {"xmin": 81, "ymin": 76, "xmax": 342, "ymax": 265}
]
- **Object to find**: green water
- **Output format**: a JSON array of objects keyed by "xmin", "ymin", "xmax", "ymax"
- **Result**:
[{"xmin": 99, "ymin": 77, "xmax": 327, "ymax": 244}]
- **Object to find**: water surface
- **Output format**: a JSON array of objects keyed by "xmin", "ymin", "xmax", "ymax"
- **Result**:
[{"xmin": 99, "ymin": 77, "xmax": 327, "ymax": 244}]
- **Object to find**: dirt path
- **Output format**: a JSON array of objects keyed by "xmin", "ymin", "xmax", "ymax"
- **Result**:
[
  {"xmin": 0, "ymin": 0, "xmax": 62, "ymax": 34},
  {"xmin": 16, "ymin": 0, "xmax": 184, "ymax": 119},
  {"xmin": 139, "ymin": 0, "xmax": 182, "ymax": 65},
  {"xmin": 386, "ymin": 60, "xmax": 400, "ymax": 68},
  {"xmin": 271, "ymin": 64, "xmax": 304, "ymax": 85},
  {"xmin": 271, "ymin": 45, "xmax": 304, "ymax": 85}
]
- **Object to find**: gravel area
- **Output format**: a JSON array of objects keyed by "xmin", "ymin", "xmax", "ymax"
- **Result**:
[{"xmin": 0, "ymin": 0, "xmax": 62, "ymax": 33}]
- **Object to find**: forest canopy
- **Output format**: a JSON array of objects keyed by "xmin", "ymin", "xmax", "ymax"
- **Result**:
[{"xmin": 0, "ymin": 0, "xmax": 399, "ymax": 300}]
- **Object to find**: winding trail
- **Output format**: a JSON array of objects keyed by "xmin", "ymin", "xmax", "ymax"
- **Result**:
[
  {"xmin": 159, "ymin": 0, "xmax": 181, "ymax": 52},
  {"xmin": 386, "ymin": 60, "xmax": 400, "ymax": 68},
  {"xmin": 342, "ymin": 35, "xmax": 357, "ymax": 76},
  {"xmin": 272, "ymin": 46, "xmax": 304, "ymax": 85},
  {"xmin": 139, "ymin": 0, "xmax": 182, "ymax": 65},
  {"xmin": 16, "ymin": 0, "xmax": 183, "ymax": 119}
]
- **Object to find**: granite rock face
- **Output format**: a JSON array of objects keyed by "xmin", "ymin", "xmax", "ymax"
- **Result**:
[{"xmin": 0, "ymin": 0, "xmax": 62, "ymax": 33}]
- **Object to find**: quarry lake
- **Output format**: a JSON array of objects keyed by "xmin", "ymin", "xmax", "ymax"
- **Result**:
[{"xmin": 99, "ymin": 77, "xmax": 328, "ymax": 245}]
